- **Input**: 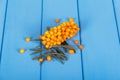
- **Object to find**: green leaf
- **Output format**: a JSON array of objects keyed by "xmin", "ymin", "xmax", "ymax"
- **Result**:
[
  {"xmin": 31, "ymin": 39, "xmax": 40, "ymax": 41},
  {"xmin": 30, "ymin": 51, "xmax": 40, "ymax": 55},
  {"xmin": 54, "ymin": 47, "xmax": 64, "ymax": 54},
  {"xmin": 32, "ymin": 56, "xmax": 41, "ymax": 60}
]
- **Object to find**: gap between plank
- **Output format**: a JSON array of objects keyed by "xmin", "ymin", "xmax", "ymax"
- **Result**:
[
  {"xmin": 40, "ymin": 0, "xmax": 44, "ymax": 80},
  {"xmin": 76, "ymin": 0, "xmax": 85, "ymax": 80},
  {"xmin": 112, "ymin": 0, "xmax": 120, "ymax": 44},
  {"xmin": 0, "ymin": 0, "xmax": 9, "ymax": 63}
]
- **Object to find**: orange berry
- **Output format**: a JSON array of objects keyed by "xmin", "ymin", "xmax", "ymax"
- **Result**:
[
  {"xmin": 66, "ymin": 28, "xmax": 70, "ymax": 32},
  {"xmin": 42, "ymin": 41, "xmax": 46, "ymax": 45},
  {"xmin": 57, "ymin": 32, "xmax": 61, "ymax": 35},
  {"xmin": 79, "ymin": 45, "xmax": 84, "ymax": 50},
  {"xmin": 55, "ymin": 19, "xmax": 60, "ymax": 23},
  {"xmin": 47, "ymin": 56, "xmax": 52, "ymax": 61},
  {"xmin": 65, "ymin": 32, "xmax": 69, "ymax": 36},
  {"xmin": 62, "ymin": 22, "xmax": 67, "ymax": 26},
  {"xmin": 40, "ymin": 36, "xmax": 46, "ymax": 40},
  {"xmin": 70, "ymin": 34, "xmax": 74, "ymax": 37},
  {"xmin": 70, "ymin": 21, "xmax": 75, "ymax": 25},
  {"xmin": 72, "ymin": 25, "xmax": 77, "ymax": 28},
  {"xmin": 53, "ymin": 42, "xmax": 57, "ymax": 46},
  {"xmin": 39, "ymin": 58, "xmax": 44, "ymax": 62},
  {"xmin": 61, "ymin": 39, "xmax": 64, "ymax": 42},
  {"xmin": 19, "ymin": 48, "xmax": 25, "ymax": 54},
  {"xmin": 45, "ymin": 45, "xmax": 49, "ymax": 49},
  {"xmin": 53, "ymin": 29, "xmax": 57, "ymax": 33},
  {"xmin": 58, "ymin": 36, "xmax": 62, "ymax": 40},
  {"xmin": 25, "ymin": 37, "xmax": 31, "ymax": 42},
  {"xmin": 66, "ymin": 22, "xmax": 70, "ymax": 26},
  {"xmin": 51, "ymin": 36, "xmax": 55, "ymax": 39},
  {"xmin": 57, "ymin": 26, "xmax": 61, "ymax": 30},
  {"xmin": 50, "ymin": 31, "xmax": 54, "ymax": 35},
  {"xmin": 76, "ymin": 27, "xmax": 80, "ymax": 31},
  {"xmin": 46, "ymin": 42, "xmax": 51, "ymax": 45},
  {"xmin": 61, "ymin": 28, "xmax": 65, "ymax": 31},
  {"xmin": 47, "ymin": 34, "xmax": 51, "ymax": 38},
  {"xmin": 46, "ymin": 38, "xmax": 50, "ymax": 41},
  {"xmin": 68, "ymin": 49, "xmax": 75, "ymax": 54},
  {"xmin": 70, "ymin": 30, "xmax": 74, "ymax": 34},
  {"xmin": 74, "ymin": 40, "xmax": 79, "ymax": 45},
  {"xmin": 57, "ymin": 42, "xmax": 61, "ymax": 45},
  {"xmin": 44, "ymin": 31, "xmax": 49, "ymax": 35},
  {"xmin": 69, "ymin": 18, "xmax": 74, "ymax": 22}
]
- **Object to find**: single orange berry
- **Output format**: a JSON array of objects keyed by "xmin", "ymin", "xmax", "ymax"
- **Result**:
[
  {"xmin": 46, "ymin": 38, "xmax": 50, "ymax": 41},
  {"xmin": 62, "ymin": 22, "xmax": 67, "ymax": 26},
  {"xmin": 55, "ymin": 19, "xmax": 60, "ymax": 23},
  {"xmin": 45, "ymin": 45, "xmax": 49, "ymax": 49},
  {"xmin": 61, "ymin": 28, "xmax": 65, "ymax": 31},
  {"xmin": 68, "ymin": 49, "xmax": 75, "ymax": 54},
  {"xmin": 57, "ymin": 42, "xmax": 61, "ymax": 45},
  {"xmin": 53, "ymin": 29, "xmax": 57, "ymax": 33},
  {"xmin": 25, "ymin": 37, "xmax": 31, "ymax": 42},
  {"xmin": 42, "ymin": 41, "xmax": 46, "ymax": 45},
  {"xmin": 19, "ymin": 48, "xmax": 25, "ymax": 54},
  {"xmin": 53, "ymin": 42, "xmax": 57, "ymax": 46},
  {"xmin": 74, "ymin": 40, "xmax": 79, "ymax": 45},
  {"xmin": 70, "ymin": 21, "xmax": 75, "ymax": 25},
  {"xmin": 50, "ymin": 31, "xmax": 54, "ymax": 35},
  {"xmin": 47, "ymin": 56, "xmax": 52, "ymax": 61},
  {"xmin": 39, "ymin": 58, "xmax": 44, "ymax": 62},
  {"xmin": 46, "ymin": 34, "xmax": 51, "ymax": 38},
  {"xmin": 51, "ymin": 36, "xmax": 55, "ymax": 39},
  {"xmin": 66, "ymin": 22, "xmax": 70, "ymax": 26},
  {"xmin": 44, "ymin": 31, "xmax": 49, "ymax": 35},
  {"xmin": 72, "ymin": 25, "xmax": 77, "ymax": 28},
  {"xmin": 76, "ymin": 27, "xmax": 80, "ymax": 31},
  {"xmin": 79, "ymin": 45, "xmax": 84, "ymax": 50},
  {"xmin": 40, "ymin": 36, "xmax": 46, "ymax": 40},
  {"xmin": 57, "ymin": 32, "xmax": 61, "ymax": 35},
  {"xmin": 69, "ymin": 18, "xmax": 74, "ymax": 22},
  {"xmin": 66, "ymin": 28, "xmax": 70, "ymax": 32}
]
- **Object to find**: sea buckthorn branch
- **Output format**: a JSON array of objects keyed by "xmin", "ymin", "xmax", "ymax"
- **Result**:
[
  {"xmin": 40, "ymin": 18, "xmax": 80, "ymax": 49},
  {"xmin": 29, "ymin": 18, "xmax": 81, "ymax": 64}
]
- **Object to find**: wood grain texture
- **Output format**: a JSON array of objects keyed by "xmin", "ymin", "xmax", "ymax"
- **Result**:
[
  {"xmin": 78, "ymin": 0, "xmax": 120, "ymax": 80},
  {"xmin": 0, "ymin": 0, "xmax": 42, "ymax": 80},
  {"xmin": 41, "ymin": 0, "xmax": 83, "ymax": 80}
]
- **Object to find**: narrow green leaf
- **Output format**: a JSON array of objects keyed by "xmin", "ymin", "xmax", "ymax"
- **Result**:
[{"xmin": 31, "ymin": 39, "xmax": 41, "ymax": 41}]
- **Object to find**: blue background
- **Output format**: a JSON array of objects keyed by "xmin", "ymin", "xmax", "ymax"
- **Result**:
[{"xmin": 0, "ymin": 0, "xmax": 120, "ymax": 80}]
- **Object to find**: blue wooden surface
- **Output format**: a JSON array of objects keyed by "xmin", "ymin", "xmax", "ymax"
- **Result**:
[
  {"xmin": 0, "ymin": 0, "xmax": 120, "ymax": 80},
  {"xmin": 0, "ymin": 0, "xmax": 7, "ymax": 58},
  {"xmin": 41, "ymin": 0, "xmax": 83, "ymax": 80},
  {"xmin": 113, "ymin": 0, "xmax": 120, "ymax": 42},
  {"xmin": 0, "ymin": 0, "xmax": 42, "ymax": 80},
  {"xmin": 78, "ymin": 0, "xmax": 120, "ymax": 80}
]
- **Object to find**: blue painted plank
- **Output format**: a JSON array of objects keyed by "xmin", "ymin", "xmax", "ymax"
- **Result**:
[
  {"xmin": 0, "ymin": 0, "xmax": 6, "ymax": 57},
  {"xmin": 41, "ymin": 0, "xmax": 83, "ymax": 80},
  {"xmin": 113, "ymin": 0, "xmax": 120, "ymax": 43},
  {"xmin": 0, "ymin": 0, "xmax": 42, "ymax": 80},
  {"xmin": 78, "ymin": 0, "xmax": 120, "ymax": 80}
]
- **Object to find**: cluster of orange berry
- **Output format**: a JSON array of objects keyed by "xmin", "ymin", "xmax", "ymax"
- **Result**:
[{"xmin": 40, "ymin": 18, "xmax": 80, "ymax": 48}]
